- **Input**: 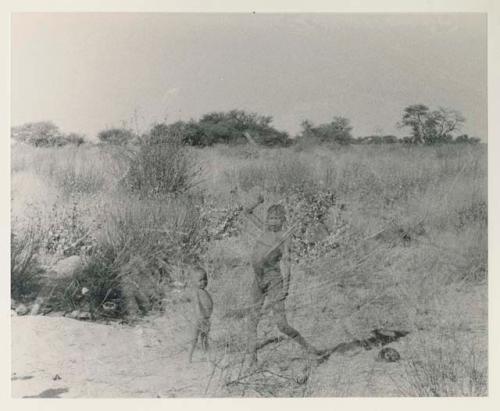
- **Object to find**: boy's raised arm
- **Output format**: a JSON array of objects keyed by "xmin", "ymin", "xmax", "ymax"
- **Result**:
[
  {"xmin": 282, "ymin": 238, "xmax": 292, "ymax": 299},
  {"xmin": 261, "ymin": 220, "xmax": 300, "ymax": 262},
  {"xmin": 243, "ymin": 194, "xmax": 265, "ymax": 231}
]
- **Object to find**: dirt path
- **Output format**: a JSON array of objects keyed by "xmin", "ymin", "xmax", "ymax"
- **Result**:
[{"xmin": 11, "ymin": 315, "xmax": 221, "ymax": 398}]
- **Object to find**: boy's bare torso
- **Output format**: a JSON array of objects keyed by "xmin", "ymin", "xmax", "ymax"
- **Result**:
[
  {"xmin": 195, "ymin": 288, "xmax": 213, "ymax": 320},
  {"xmin": 251, "ymin": 231, "xmax": 284, "ymax": 275}
]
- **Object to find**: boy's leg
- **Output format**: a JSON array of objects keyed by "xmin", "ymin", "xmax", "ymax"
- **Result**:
[
  {"xmin": 188, "ymin": 323, "xmax": 200, "ymax": 363},
  {"xmin": 200, "ymin": 325, "xmax": 213, "ymax": 363},
  {"xmin": 200, "ymin": 319, "xmax": 210, "ymax": 351},
  {"xmin": 267, "ymin": 275, "xmax": 319, "ymax": 355},
  {"xmin": 246, "ymin": 277, "xmax": 265, "ymax": 366},
  {"xmin": 201, "ymin": 332, "xmax": 208, "ymax": 351},
  {"xmin": 272, "ymin": 301, "xmax": 318, "ymax": 354}
]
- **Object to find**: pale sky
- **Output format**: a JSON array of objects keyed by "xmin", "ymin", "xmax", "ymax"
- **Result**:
[{"xmin": 11, "ymin": 13, "xmax": 487, "ymax": 140}]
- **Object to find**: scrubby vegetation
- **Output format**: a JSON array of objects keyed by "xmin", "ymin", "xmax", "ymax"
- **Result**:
[
  {"xmin": 11, "ymin": 109, "xmax": 487, "ymax": 396},
  {"xmin": 11, "ymin": 121, "xmax": 86, "ymax": 147},
  {"xmin": 13, "ymin": 104, "xmax": 480, "ymax": 151}
]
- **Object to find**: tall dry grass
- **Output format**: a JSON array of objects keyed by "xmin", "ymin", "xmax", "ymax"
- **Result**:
[{"xmin": 11, "ymin": 141, "xmax": 487, "ymax": 395}]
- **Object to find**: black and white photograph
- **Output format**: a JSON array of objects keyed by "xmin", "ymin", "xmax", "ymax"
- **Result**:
[{"xmin": 7, "ymin": 5, "xmax": 492, "ymax": 400}]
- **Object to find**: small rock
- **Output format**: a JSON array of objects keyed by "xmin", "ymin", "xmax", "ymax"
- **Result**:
[
  {"xmin": 30, "ymin": 303, "xmax": 41, "ymax": 316},
  {"xmin": 77, "ymin": 311, "xmax": 91, "ymax": 320},
  {"xmin": 47, "ymin": 255, "xmax": 84, "ymax": 280},
  {"xmin": 102, "ymin": 301, "xmax": 117, "ymax": 312},
  {"xmin": 294, "ymin": 373, "xmax": 309, "ymax": 385},
  {"xmin": 46, "ymin": 311, "xmax": 65, "ymax": 317},
  {"xmin": 68, "ymin": 310, "xmax": 80, "ymax": 319},
  {"xmin": 53, "ymin": 374, "xmax": 61, "ymax": 381},
  {"xmin": 15, "ymin": 304, "xmax": 29, "ymax": 316},
  {"xmin": 377, "ymin": 347, "xmax": 401, "ymax": 363}
]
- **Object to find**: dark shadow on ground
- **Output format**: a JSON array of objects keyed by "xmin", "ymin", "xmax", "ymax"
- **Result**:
[
  {"xmin": 23, "ymin": 388, "xmax": 69, "ymax": 398},
  {"xmin": 11, "ymin": 375, "xmax": 34, "ymax": 381},
  {"xmin": 256, "ymin": 328, "xmax": 410, "ymax": 360},
  {"xmin": 318, "ymin": 329, "xmax": 410, "ymax": 362}
]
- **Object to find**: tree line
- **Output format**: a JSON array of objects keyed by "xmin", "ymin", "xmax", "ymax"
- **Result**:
[{"xmin": 11, "ymin": 104, "xmax": 481, "ymax": 148}]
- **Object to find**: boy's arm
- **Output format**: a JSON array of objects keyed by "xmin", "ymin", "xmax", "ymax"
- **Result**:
[
  {"xmin": 282, "ymin": 238, "xmax": 292, "ymax": 299},
  {"xmin": 243, "ymin": 195, "xmax": 265, "ymax": 231},
  {"xmin": 261, "ymin": 221, "xmax": 300, "ymax": 263}
]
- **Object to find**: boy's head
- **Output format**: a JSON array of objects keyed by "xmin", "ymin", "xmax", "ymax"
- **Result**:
[
  {"xmin": 194, "ymin": 267, "xmax": 208, "ymax": 289},
  {"xmin": 266, "ymin": 204, "xmax": 286, "ymax": 232}
]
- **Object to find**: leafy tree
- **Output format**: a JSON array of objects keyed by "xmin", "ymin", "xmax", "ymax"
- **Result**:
[
  {"xmin": 382, "ymin": 135, "xmax": 398, "ymax": 144},
  {"xmin": 355, "ymin": 135, "xmax": 399, "ymax": 144},
  {"xmin": 399, "ymin": 104, "xmax": 429, "ymax": 144},
  {"xmin": 63, "ymin": 132, "xmax": 86, "ymax": 146},
  {"xmin": 148, "ymin": 110, "xmax": 291, "ymax": 147},
  {"xmin": 149, "ymin": 121, "xmax": 205, "ymax": 146},
  {"xmin": 454, "ymin": 134, "xmax": 480, "ymax": 144},
  {"xmin": 196, "ymin": 110, "xmax": 291, "ymax": 147},
  {"xmin": 11, "ymin": 121, "xmax": 87, "ymax": 147},
  {"xmin": 12, "ymin": 121, "xmax": 64, "ymax": 147},
  {"xmin": 297, "ymin": 117, "xmax": 353, "ymax": 145},
  {"xmin": 97, "ymin": 128, "xmax": 136, "ymax": 145},
  {"xmin": 399, "ymin": 104, "xmax": 465, "ymax": 144}
]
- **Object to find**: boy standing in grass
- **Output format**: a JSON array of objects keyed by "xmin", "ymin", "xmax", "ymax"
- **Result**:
[
  {"xmin": 188, "ymin": 266, "xmax": 214, "ymax": 363},
  {"xmin": 244, "ymin": 194, "xmax": 323, "ymax": 367}
]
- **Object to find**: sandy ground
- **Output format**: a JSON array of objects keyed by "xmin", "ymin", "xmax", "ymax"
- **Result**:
[
  {"xmin": 11, "ymin": 313, "xmax": 408, "ymax": 398},
  {"xmin": 11, "ymin": 285, "xmax": 487, "ymax": 398},
  {"xmin": 11, "ymin": 314, "xmax": 220, "ymax": 398}
]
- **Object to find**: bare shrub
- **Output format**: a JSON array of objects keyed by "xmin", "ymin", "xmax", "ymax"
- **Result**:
[
  {"xmin": 51, "ymin": 163, "xmax": 106, "ymax": 197},
  {"xmin": 11, "ymin": 227, "xmax": 45, "ymax": 303},
  {"xmin": 123, "ymin": 129, "xmax": 200, "ymax": 196},
  {"xmin": 399, "ymin": 338, "xmax": 487, "ymax": 396},
  {"xmin": 42, "ymin": 201, "xmax": 97, "ymax": 257}
]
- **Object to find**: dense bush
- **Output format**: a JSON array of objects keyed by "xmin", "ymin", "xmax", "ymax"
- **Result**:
[
  {"xmin": 123, "ymin": 126, "xmax": 199, "ymax": 196},
  {"xmin": 97, "ymin": 128, "xmax": 136, "ymax": 145},
  {"xmin": 11, "ymin": 121, "xmax": 86, "ymax": 147},
  {"xmin": 63, "ymin": 132, "xmax": 86, "ymax": 146},
  {"xmin": 197, "ymin": 110, "xmax": 291, "ymax": 146},
  {"xmin": 148, "ymin": 110, "xmax": 291, "ymax": 147},
  {"xmin": 11, "ymin": 228, "xmax": 44, "ymax": 303},
  {"xmin": 454, "ymin": 134, "xmax": 481, "ymax": 144},
  {"xmin": 355, "ymin": 135, "xmax": 399, "ymax": 144},
  {"xmin": 296, "ymin": 117, "xmax": 354, "ymax": 146}
]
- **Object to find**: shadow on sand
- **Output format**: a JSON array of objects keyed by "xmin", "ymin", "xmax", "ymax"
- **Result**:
[
  {"xmin": 257, "ymin": 328, "xmax": 410, "ymax": 361},
  {"xmin": 23, "ymin": 388, "xmax": 69, "ymax": 399}
]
